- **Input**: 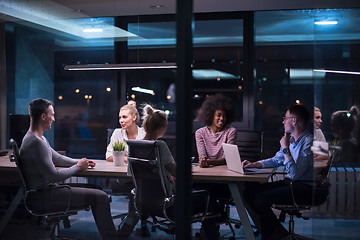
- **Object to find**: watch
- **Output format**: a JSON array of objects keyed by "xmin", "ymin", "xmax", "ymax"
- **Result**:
[{"xmin": 282, "ymin": 148, "xmax": 289, "ymax": 154}]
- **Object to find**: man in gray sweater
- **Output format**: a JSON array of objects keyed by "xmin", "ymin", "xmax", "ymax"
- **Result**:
[{"xmin": 20, "ymin": 98, "xmax": 119, "ymax": 240}]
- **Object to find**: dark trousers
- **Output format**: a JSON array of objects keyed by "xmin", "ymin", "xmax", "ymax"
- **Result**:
[
  {"xmin": 243, "ymin": 179, "xmax": 313, "ymax": 239},
  {"xmin": 30, "ymin": 186, "xmax": 117, "ymax": 240}
]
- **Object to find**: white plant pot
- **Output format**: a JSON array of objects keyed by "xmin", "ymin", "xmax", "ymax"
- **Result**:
[{"xmin": 113, "ymin": 151, "xmax": 125, "ymax": 166}]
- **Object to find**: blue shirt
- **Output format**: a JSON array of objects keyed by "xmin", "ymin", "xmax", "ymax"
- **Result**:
[{"xmin": 260, "ymin": 130, "xmax": 313, "ymax": 181}]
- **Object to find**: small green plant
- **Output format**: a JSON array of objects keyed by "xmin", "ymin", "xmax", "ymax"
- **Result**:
[{"xmin": 112, "ymin": 141, "xmax": 126, "ymax": 151}]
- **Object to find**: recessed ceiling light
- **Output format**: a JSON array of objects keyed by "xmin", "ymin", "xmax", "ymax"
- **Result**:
[
  {"xmin": 83, "ymin": 28, "xmax": 103, "ymax": 33},
  {"xmin": 150, "ymin": 5, "xmax": 166, "ymax": 9}
]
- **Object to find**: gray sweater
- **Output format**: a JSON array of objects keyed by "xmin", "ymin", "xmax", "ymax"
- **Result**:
[{"xmin": 20, "ymin": 131, "xmax": 79, "ymax": 189}]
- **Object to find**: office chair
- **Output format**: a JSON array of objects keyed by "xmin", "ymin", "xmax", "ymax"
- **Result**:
[
  {"xmin": 127, "ymin": 139, "xmax": 215, "ymax": 237},
  {"xmin": 272, "ymin": 152, "xmax": 334, "ymax": 240},
  {"xmin": 9, "ymin": 139, "xmax": 89, "ymax": 240}
]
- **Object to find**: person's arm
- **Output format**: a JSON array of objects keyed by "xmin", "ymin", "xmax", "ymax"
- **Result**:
[
  {"xmin": 206, "ymin": 158, "xmax": 226, "ymax": 166},
  {"xmin": 165, "ymin": 162, "xmax": 176, "ymax": 178},
  {"xmin": 35, "ymin": 140, "xmax": 79, "ymax": 183},
  {"xmin": 283, "ymin": 134, "xmax": 313, "ymax": 180},
  {"xmin": 195, "ymin": 128, "xmax": 207, "ymax": 159},
  {"xmin": 259, "ymin": 148, "xmax": 285, "ymax": 168},
  {"xmin": 242, "ymin": 160, "xmax": 262, "ymax": 168},
  {"xmin": 51, "ymin": 147, "xmax": 78, "ymax": 166},
  {"xmin": 158, "ymin": 140, "xmax": 176, "ymax": 177}
]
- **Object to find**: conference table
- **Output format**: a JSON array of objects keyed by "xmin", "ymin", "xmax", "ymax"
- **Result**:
[{"xmin": 0, "ymin": 152, "xmax": 273, "ymax": 239}]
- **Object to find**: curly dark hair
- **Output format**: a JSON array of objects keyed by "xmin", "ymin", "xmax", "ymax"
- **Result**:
[{"xmin": 199, "ymin": 94, "xmax": 235, "ymax": 126}]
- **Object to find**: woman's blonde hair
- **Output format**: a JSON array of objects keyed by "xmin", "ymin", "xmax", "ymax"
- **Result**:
[
  {"xmin": 142, "ymin": 104, "xmax": 168, "ymax": 138},
  {"xmin": 120, "ymin": 104, "xmax": 140, "ymax": 123}
]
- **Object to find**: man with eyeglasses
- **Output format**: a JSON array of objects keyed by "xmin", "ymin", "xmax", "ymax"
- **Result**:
[{"xmin": 242, "ymin": 105, "xmax": 313, "ymax": 240}]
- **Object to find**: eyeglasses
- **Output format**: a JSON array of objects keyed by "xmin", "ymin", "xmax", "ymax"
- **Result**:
[{"xmin": 282, "ymin": 116, "xmax": 295, "ymax": 121}]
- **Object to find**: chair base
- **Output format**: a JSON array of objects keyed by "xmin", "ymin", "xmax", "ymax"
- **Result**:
[{"xmin": 283, "ymin": 233, "xmax": 314, "ymax": 240}]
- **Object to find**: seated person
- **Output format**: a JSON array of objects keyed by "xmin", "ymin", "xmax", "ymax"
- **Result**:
[
  {"xmin": 314, "ymin": 107, "xmax": 326, "ymax": 142},
  {"xmin": 194, "ymin": 94, "xmax": 237, "ymax": 224},
  {"xmin": 20, "ymin": 98, "xmax": 119, "ymax": 240},
  {"xmin": 242, "ymin": 104, "xmax": 314, "ymax": 240},
  {"xmin": 195, "ymin": 93, "xmax": 237, "ymax": 167},
  {"xmin": 106, "ymin": 103, "xmax": 146, "ymax": 162},
  {"xmin": 138, "ymin": 104, "xmax": 219, "ymax": 240},
  {"xmin": 106, "ymin": 103, "xmax": 147, "ymax": 237},
  {"xmin": 330, "ymin": 105, "xmax": 360, "ymax": 167},
  {"xmin": 313, "ymin": 107, "xmax": 330, "ymax": 161}
]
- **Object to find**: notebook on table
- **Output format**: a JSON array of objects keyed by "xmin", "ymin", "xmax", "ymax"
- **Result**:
[{"xmin": 222, "ymin": 143, "xmax": 269, "ymax": 175}]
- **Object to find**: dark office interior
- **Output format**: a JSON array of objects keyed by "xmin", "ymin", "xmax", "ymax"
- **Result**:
[{"xmin": 1, "ymin": 0, "xmax": 360, "ymax": 239}]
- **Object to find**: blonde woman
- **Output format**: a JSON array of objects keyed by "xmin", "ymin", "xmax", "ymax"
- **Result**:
[{"xmin": 106, "ymin": 104, "xmax": 146, "ymax": 162}]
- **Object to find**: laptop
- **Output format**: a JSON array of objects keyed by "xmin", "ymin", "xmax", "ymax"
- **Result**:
[{"xmin": 222, "ymin": 143, "xmax": 269, "ymax": 174}]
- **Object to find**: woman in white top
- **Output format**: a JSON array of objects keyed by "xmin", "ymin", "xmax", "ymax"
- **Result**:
[{"xmin": 106, "ymin": 104, "xmax": 146, "ymax": 162}]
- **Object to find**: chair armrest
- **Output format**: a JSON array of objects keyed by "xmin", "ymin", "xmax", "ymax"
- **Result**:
[
  {"xmin": 270, "ymin": 166, "xmax": 287, "ymax": 182},
  {"xmin": 25, "ymin": 184, "xmax": 74, "ymax": 216},
  {"xmin": 287, "ymin": 179, "xmax": 329, "ymax": 208}
]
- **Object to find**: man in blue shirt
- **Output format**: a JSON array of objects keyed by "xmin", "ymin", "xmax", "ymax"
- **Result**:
[{"xmin": 242, "ymin": 104, "xmax": 313, "ymax": 240}]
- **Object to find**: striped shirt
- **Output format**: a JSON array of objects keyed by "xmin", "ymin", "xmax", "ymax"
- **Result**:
[{"xmin": 195, "ymin": 126, "xmax": 237, "ymax": 160}]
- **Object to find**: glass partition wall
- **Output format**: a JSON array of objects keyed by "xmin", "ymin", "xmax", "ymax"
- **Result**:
[
  {"xmin": 255, "ymin": 8, "xmax": 360, "ymax": 236},
  {"xmin": 2, "ymin": 1, "xmax": 360, "ymax": 238}
]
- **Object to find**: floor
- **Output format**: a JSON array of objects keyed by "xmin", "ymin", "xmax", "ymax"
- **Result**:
[{"xmin": 1, "ymin": 195, "xmax": 360, "ymax": 240}]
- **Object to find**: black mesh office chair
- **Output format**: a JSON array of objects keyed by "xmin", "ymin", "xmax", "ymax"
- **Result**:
[
  {"xmin": 127, "ymin": 139, "xmax": 214, "ymax": 237},
  {"xmin": 9, "ymin": 139, "xmax": 89, "ymax": 240},
  {"xmin": 272, "ymin": 152, "xmax": 334, "ymax": 240}
]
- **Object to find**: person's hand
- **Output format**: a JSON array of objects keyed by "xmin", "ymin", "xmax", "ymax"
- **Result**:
[
  {"xmin": 280, "ymin": 132, "xmax": 290, "ymax": 150},
  {"xmin": 77, "ymin": 158, "xmax": 89, "ymax": 171},
  {"xmin": 199, "ymin": 157, "xmax": 210, "ymax": 168},
  {"xmin": 124, "ymin": 156, "xmax": 128, "ymax": 163},
  {"xmin": 242, "ymin": 160, "xmax": 262, "ymax": 168},
  {"xmin": 88, "ymin": 160, "xmax": 96, "ymax": 168}
]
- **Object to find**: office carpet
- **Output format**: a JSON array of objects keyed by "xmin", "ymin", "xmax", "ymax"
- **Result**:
[{"xmin": 1, "ymin": 195, "xmax": 360, "ymax": 240}]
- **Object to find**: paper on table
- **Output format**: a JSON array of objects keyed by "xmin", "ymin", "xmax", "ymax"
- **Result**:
[{"xmin": 311, "ymin": 141, "xmax": 329, "ymax": 156}]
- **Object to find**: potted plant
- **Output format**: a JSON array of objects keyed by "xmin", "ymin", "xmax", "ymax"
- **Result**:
[{"xmin": 112, "ymin": 141, "xmax": 126, "ymax": 166}]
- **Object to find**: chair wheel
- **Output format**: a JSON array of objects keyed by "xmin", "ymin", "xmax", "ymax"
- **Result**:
[
  {"xmin": 235, "ymin": 223, "xmax": 241, "ymax": 229},
  {"xmin": 254, "ymin": 230, "xmax": 260, "ymax": 237},
  {"xmin": 229, "ymin": 237, "xmax": 235, "ymax": 240},
  {"xmin": 151, "ymin": 226, "xmax": 156, "ymax": 232}
]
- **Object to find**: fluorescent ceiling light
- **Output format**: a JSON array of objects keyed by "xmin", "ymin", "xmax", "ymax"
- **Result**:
[
  {"xmin": 83, "ymin": 28, "xmax": 103, "ymax": 33},
  {"xmin": 314, "ymin": 20, "xmax": 338, "ymax": 25},
  {"xmin": 64, "ymin": 63, "xmax": 177, "ymax": 71},
  {"xmin": 192, "ymin": 69, "xmax": 239, "ymax": 79},
  {"xmin": 313, "ymin": 69, "xmax": 360, "ymax": 75},
  {"xmin": 286, "ymin": 69, "xmax": 325, "ymax": 79},
  {"xmin": 131, "ymin": 87, "xmax": 154, "ymax": 95}
]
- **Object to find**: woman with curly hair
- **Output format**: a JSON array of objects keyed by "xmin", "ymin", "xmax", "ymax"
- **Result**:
[{"xmin": 195, "ymin": 93, "xmax": 237, "ymax": 168}]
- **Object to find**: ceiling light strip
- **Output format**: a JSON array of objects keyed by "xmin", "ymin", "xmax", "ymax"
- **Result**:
[
  {"xmin": 313, "ymin": 69, "xmax": 360, "ymax": 75},
  {"xmin": 314, "ymin": 21, "xmax": 338, "ymax": 25},
  {"xmin": 64, "ymin": 63, "xmax": 177, "ymax": 71}
]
